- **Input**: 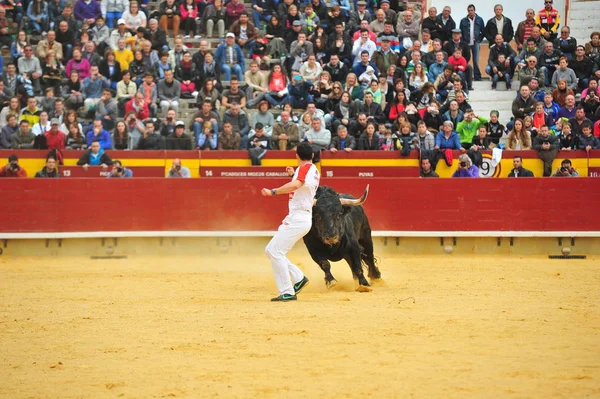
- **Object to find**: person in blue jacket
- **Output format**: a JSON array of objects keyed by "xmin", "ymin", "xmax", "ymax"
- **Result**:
[
  {"xmin": 85, "ymin": 118, "xmax": 112, "ymax": 149},
  {"xmin": 435, "ymin": 120, "xmax": 462, "ymax": 150},
  {"xmin": 459, "ymin": 4, "xmax": 485, "ymax": 81}
]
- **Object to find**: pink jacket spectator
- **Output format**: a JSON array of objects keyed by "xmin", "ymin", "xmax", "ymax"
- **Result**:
[
  {"xmin": 66, "ymin": 58, "xmax": 91, "ymax": 80},
  {"xmin": 180, "ymin": 3, "xmax": 198, "ymax": 19}
]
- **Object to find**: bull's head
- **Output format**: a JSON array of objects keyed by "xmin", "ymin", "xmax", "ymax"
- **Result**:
[{"xmin": 312, "ymin": 185, "xmax": 369, "ymax": 246}]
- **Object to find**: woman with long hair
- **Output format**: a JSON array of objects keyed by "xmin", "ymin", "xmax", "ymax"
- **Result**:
[
  {"xmin": 506, "ymin": 118, "xmax": 532, "ymax": 150},
  {"xmin": 41, "ymin": 53, "xmax": 64, "ymax": 94},
  {"xmin": 343, "ymin": 73, "xmax": 363, "ymax": 101},
  {"xmin": 333, "ymin": 91, "xmax": 357, "ymax": 131},
  {"xmin": 63, "ymin": 71, "xmax": 84, "ymax": 110},
  {"xmin": 285, "ymin": 4, "xmax": 300, "ymax": 28},
  {"xmin": 175, "ymin": 51, "xmax": 197, "ymax": 97},
  {"xmin": 11, "ymin": 31, "xmax": 29, "ymax": 62},
  {"xmin": 27, "ymin": 0, "xmax": 49, "ymax": 34},
  {"xmin": 113, "ymin": 120, "xmax": 130, "ymax": 150},
  {"xmin": 0, "ymin": 97, "xmax": 20, "ymax": 129},
  {"xmin": 388, "ymin": 90, "xmax": 408, "ymax": 121},
  {"xmin": 99, "ymin": 49, "xmax": 122, "ymax": 90},
  {"xmin": 551, "ymin": 79, "xmax": 575, "ymax": 107},
  {"xmin": 312, "ymin": 36, "xmax": 328, "ymax": 65},
  {"xmin": 408, "ymin": 62, "xmax": 428, "ymax": 92},
  {"xmin": 59, "ymin": 110, "xmax": 83, "ymax": 135},
  {"xmin": 128, "ymin": 49, "xmax": 148, "ymax": 86},
  {"xmin": 264, "ymin": 64, "xmax": 290, "ymax": 108},
  {"xmin": 65, "ymin": 124, "xmax": 87, "ymax": 150},
  {"xmin": 195, "ymin": 79, "xmax": 221, "ymax": 110},
  {"xmin": 394, "ymin": 54, "xmax": 409, "ymax": 85}
]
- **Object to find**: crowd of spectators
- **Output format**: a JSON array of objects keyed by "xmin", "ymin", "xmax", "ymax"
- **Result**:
[{"xmin": 0, "ymin": 0, "xmax": 598, "ymax": 177}]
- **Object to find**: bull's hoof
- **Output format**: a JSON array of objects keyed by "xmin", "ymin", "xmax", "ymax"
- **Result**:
[
  {"xmin": 356, "ymin": 285, "xmax": 373, "ymax": 292},
  {"xmin": 325, "ymin": 279, "xmax": 338, "ymax": 290}
]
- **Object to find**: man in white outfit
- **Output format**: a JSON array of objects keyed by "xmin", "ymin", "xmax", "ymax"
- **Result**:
[{"xmin": 261, "ymin": 142, "xmax": 320, "ymax": 302}]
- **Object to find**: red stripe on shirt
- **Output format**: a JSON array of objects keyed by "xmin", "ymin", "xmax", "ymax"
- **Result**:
[{"xmin": 296, "ymin": 163, "xmax": 312, "ymax": 183}]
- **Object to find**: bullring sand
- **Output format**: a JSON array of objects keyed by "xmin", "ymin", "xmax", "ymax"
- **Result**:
[{"xmin": 1, "ymin": 254, "xmax": 599, "ymax": 398}]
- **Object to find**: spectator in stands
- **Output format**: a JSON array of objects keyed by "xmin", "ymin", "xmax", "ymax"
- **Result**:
[
  {"xmin": 20, "ymin": 96, "xmax": 41, "ymax": 126},
  {"xmin": 218, "ymin": 121, "xmax": 241, "ymax": 150},
  {"xmin": 435, "ymin": 120, "xmax": 462, "ymax": 150},
  {"xmin": 168, "ymin": 37, "xmax": 188, "ymax": 67},
  {"xmin": 11, "ymin": 30, "xmax": 29, "ymax": 63},
  {"xmin": 167, "ymin": 158, "xmax": 191, "ymax": 178},
  {"xmin": 533, "ymin": 124, "xmax": 559, "ymax": 176},
  {"xmin": 18, "ymin": 45, "xmax": 42, "ymax": 95},
  {"xmin": 419, "ymin": 157, "xmax": 438, "ymax": 178},
  {"xmin": 86, "ymin": 118, "xmax": 112, "ymax": 149},
  {"xmin": 195, "ymin": 52, "xmax": 221, "ymax": 93},
  {"xmin": 203, "ymin": 0, "xmax": 226, "ymax": 38},
  {"xmin": 396, "ymin": 9, "xmax": 419, "ymax": 51},
  {"xmin": 578, "ymin": 122, "xmax": 599, "ymax": 152},
  {"xmin": 0, "ymin": 154, "xmax": 27, "ymax": 177},
  {"xmin": 43, "ymin": 118, "xmax": 65, "ymax": 150},
  {"xmin": 305, "ymin": 116, "xmax": 331, "ymax": 158},
  {"xmin": 486, "ymin": 34, "xmax": 516, "ymax": 79},
  {"xmin": 110, "ymin": 20, "xmax": 132, "ymax": 52},
  {"xmin": 124, "ymin": 92, "xmax": 149, "ymax": 124},
  {"xmin": 10, "ymin": 120, "xmax": 34, "ymax": 149},
  {"xmin": 157, "ymin": 69, "xmax": 179, "ymax": 116},
  {"xmin": 551, "ymin": 79, "xmax": 574, "ymax": 107},
  {"xmin": 27, "ymin": 0, "xmax": 49, "ymax": 35},
  {"xmin": 111, "ymin": 120, "xmax": 128, "ymax": 150},
  {"xmin": 174, "ymin": 51, "xmax": 196, "ymax": 98},
  {"xmin": 35, "ymin": 156, "xmax": 59, "ymax": 178},
  {"xmin": 0, "ymin": 114, "xmax": 17, "ymax": 147},
  {"xmin": 570, "ymin": 46, "xmax": 594, "ymax": 91},
  {"xmin": 56, "ymin": 21, "xmax": 74, "ymax": 61},
  {"xmin": 225, "ymin": 0, "xmax": 245, "ymax": 25},
  {"xmin": 59, "ymin": 110, "xmax": 82, "ymax": 136},
  {"xmin": 166, "ymin": 121, "xmax": 192, "ymax": 150},
  {"xmin": 452, "ymin": 153, "xmax": 478, "ymax": 177},
  {"xmin": 194, "ymin": 121, "xmax": 216, "ymax": 150},
  {"xmin": 195, "ymin": 79, "xmax": 221, "ymax": 110},
  {"xmin": 0, "ymin": 7, "xmax": 15, "ymax": 50},
  {"xmin": 456, "ymin": 109, "xmax": 487, "ymax": 149},
  {"xmin": 490, "ymin": 53, "xmax": 512, "ymax": 90},
  {"xmin": 215, "ymin": 33, "xmax": 245, "ymax": 82},
  {"xmin": 66, "ymin": 47, "xmax": 90, "ymax": 81},
  {"xmin": 512, "ymin": 85, "xmax": 536, "ymax": 120},
  {"xmin": 484, "ymin": 4, "xmax": 514, "ymax": 43},
  {"xmin": 329, "ymin": 124, "xmax": 355, "ymax": 153},
  {"xmin": 159, "ymin": 0, "xmax": 179, "ymax": 38},
  {"xmin": 223, "ymin": 102, "xmax": 250, "ymax": 148},
  {"xmin": 77, "ymin": 140, "xmax": 113, "ymax": 170},
  {"xmin": 95, "ymin": 88, "xmax": 117, "ymax": 130},
  {"xmin": 2, "ymin": 64, "xmax": 21, "ymax": 98},
  {"xmin": 569, "ymin": 106, "xmax": 592, "ymax": 136},
  {"xmin": 152, "ymin": 51, "xmax": 172, "ymax": 82},
  {"xmin": 180, "ymin": 0, "xmax": 199, "ymax": 38},
  {"xmin": 515, "ymin": 9, "xmax": 536, "ymax": 51},
  {"xmin": 192, "ymin": 99, "xmax": 220, "ymax": 142},
  {"xmin": 65, "ymin": 123, "xmax": 87, "ymax": 150},
  {"xmin": 136, "ymin": 120, "xmax": 164, "ymax": 150},
  {"xmin": 557, "ymin": 94, "xmax": 577, "ymax": 119},
  {"xmin": 244, "ymin": 61, "xmax": 267, "ymax": 109},
  {"xmin": 551, "ymin": 56, "xmax": 578, "ymax": 91},
  {"xmin": 554, "ymin": 26, "xmax": 576, "ymax": 60},
  {"xmin": 99, "ymin": 50, "xmax": 121, "ymax": 91},
  {"xmin": 159, "ymin": 108, "xmax": 177, "ymax": 137},
  {"xmin": 581, "ymin": 79, "xmax": 600, "ymax": 119},
  {"xmin": 124, "ymin": 111, "xmax": 145, "ymax": 149},
  {"xmin": 272, "ymin": 110, "xmax": 299, "ymax": 151},
  {"xmin": 221, "ymin": 76, "xmax": 246, "ymax": 109},
  {"xmin": 37, "ymin": 30, "xmax": 63, "ymax": 62},
  {"xmin": 121, "ymin": 1, "xmax": 146, "ymax": 31},
  {"xmin": 507, "ymin": 155, "xmax": 534, "ymax": 177},
  {"xmin": 82, "ymin": 64, "xmax": 109, "ymax": 113}
]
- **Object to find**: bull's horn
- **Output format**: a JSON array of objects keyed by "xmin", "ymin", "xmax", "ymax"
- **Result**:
[{"xmin": 339, "ymin": 184, "xmax": 369, "ymax": 206}]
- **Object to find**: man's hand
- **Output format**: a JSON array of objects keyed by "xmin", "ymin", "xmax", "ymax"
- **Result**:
[
  {"xmin": 285, "ymin": 166, "xmax": 294, "ymax": 176},
  {"xmin": 330, "ymin": 147, "xmax": 338, "ymax": 153},
  {"xmin": 82, "ymin": 163, "xmax": 89, "ymax": 171},
  {"xmin": 32, "ymin": 72, "xmax": 40, "ymax": 79},
  {"xmin": 101, "ymin": 163, "xmax": 108, "ymax": 169},
  {"xmin": 261, "ymin": 188, "xmax": 274, "ymax": 196},
  {"xmin": 492, "ymin": 67, "xmax": 498, "ymax": 74},
  {"xmin": 586, "ymin": 145, "xmax": 592, "ymax": 152},
  {"xmin": 279, "ymin": 133, "xmax": 288, "ymax": 140},
  {"xmin": 344, "ymin": 147, "xmax": 353, "ymax": 152},
  {"xmin": 504, "ymin": 59, "xmax": 510, "ymax": 68}
]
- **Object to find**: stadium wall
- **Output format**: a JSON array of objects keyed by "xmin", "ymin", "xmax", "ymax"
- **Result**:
[{"xmin": 2, "ymin": 178, "xmax": 600, "ymax": 234}]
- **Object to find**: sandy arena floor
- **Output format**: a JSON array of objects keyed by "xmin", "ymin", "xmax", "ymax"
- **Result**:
[{"xmin": 0, "ymin": 254, "xmax": 599, "ymax": 398}]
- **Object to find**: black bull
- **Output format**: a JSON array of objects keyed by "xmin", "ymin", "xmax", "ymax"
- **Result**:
[{"xmin": 302, "ymin": 185, "xmax": 382, "ymax": 292}]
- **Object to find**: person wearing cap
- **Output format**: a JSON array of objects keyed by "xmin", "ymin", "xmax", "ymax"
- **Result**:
[
  {"xmin": 372, "ymin": 36, "xmax": 398, "ymax": 75},
  {"xmin": 348, "ymin": 1, "xmax": 372, "ymax": 32},
  {"xmin": 215, "ymin": 33, "xmax": 245, "ymax": 82},
  {"xmin": 459, "ymin": 4, "xmax": 485, "ymax": 82},
  {"xmin": 166, "ymin": 121, "xmax": 193, "ymax": 150},
  {"xmin": 375, "ymin": 21, "xmax": 399, "ymax": 53},
  {"xmin": 378, "ymin": 0, "xmax": 396, "ymax": 27},
  {"xmin": 484, "ymin": 4, "xmax": 514, "ymax": 44},
  {"xmin": 422, "ymin": 7, "xmax": 444, "ymax": 42},
  {"xmin": 109, "ymin": 20, "xmax": 132, "ymax": 51},
  {"xmin": 43, "ymin": 118, "xmax": 66, "ymax": 151},
  {"xmin": 0, "ymin": 154, "xmax": 27, "ymax": 178},
  {"xmin": 167, "ymin": 158, "xmax": 191, "ymax": 178}
]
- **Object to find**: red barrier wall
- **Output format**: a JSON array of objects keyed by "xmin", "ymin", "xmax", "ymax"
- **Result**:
[{"xmin": 2, "ymin": 178, "xmax": 600, "ymax": 233}]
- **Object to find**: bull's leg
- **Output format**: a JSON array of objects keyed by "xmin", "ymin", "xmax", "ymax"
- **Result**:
[
  {"xmin": 317, "ymin": 259, "xmax": 338, "ymax": 289},
  {"xmin": 360, "ymin": 238, "xmax": 381, "ymax": 280},
  {"xmin": 344, "ymin": 244, "xmax": 372, "ymax": 292}
]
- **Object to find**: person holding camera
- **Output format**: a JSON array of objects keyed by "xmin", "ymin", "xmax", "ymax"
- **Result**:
[
  {"xmin": 107, "ymin": 160, "xmax": 133, "ymax": 178},
  {"xmin": 160, "ymin": 109, "xmax": 177, "ymax": 137},
  {"xmin": 552, "ymin": 159, "xmax": 580, "ymax": 177},
  {"xmin": 166, "ymin": 158, "xmax": 191, "ymax": 178},
  {"xmin": 451, "ymin": 153, "xmax": 479, "ymax": 177},
  {"xmin": 533, "ymin": 124, "xmax": 559, "ymax": 176},
  {"xmin": 0, "ymin": 154, "xmax": 28, "ymax": 177}
]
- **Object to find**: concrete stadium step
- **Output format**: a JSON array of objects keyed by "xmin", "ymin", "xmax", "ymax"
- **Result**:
[
  {"xmin": 468, "ymin": 81, "xmax": 515, "ymax": 121},
  {"xmin": 568, "ymin": 0, "xmax": 600, "ymax": 45}
]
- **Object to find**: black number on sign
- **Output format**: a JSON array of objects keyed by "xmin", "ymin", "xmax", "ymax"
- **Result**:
[{"xmin": 480, "ymin": 161, "xmax": 490, "ymax": 176}]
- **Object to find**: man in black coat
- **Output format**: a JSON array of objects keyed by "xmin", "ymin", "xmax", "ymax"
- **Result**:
[
  {"xmin": 421, "ymin": 7, "xmax": 444, "ymax": 42},
  {"xmin": 507, "ymin": 155, "xmax": 534, "ymax": 177},
  {"xmin": 484, "ymin": 4, "xmax": 514, "ymax": 43},
  {"xmin": 147, "ymin": 19, "xmax": 168, "ymax": 52}
]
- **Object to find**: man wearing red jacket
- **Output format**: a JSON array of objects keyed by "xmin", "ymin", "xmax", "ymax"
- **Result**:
[
  {"xmin": 44, "ymin": 119, "xmax": 66, "ymax": 151},
  {"xmin": 125, "ymin": 92, "xmax": 150, "ymax": 121},
  {"xmin": 0, "ymin": 155, "xmax": 28, "ymax": 177}
]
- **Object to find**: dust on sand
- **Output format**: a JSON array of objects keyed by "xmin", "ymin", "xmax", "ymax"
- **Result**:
[{"xmin": 0, "ymin": 255, "xmax": 599, "ymax": 398}]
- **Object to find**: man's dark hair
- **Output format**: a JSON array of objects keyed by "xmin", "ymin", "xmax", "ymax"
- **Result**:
[
  {"xmin": 113, "ymin": 160, "xmax": 123, "ymax": 167},
  {"xmin": 561, "ymin": 159, "xmax": 572, "ymax": 166},
  {"xmin": 296, "ymin": 141, "xmax": 314, "ymax": 161},
  {"xmin": 8, "ymin": 154, "xmax": 18, "ymax": 162},
  {"xmin": 513, "ymin": 155, "xmax": 523, "ymax": 161},
  {"xmin": 19, "ymin": 120, "xmax": 29, "ymax": 126},
  {"xmin": 468, "ymin": 4, "xmax": 475, "ymax": 10},
  {"xmin": 360, "ymin": 50, "xmax": 369, "ymax": 56},
  {"xmin": 527, "ymin": 37, "xmax": 536, "ymax": 43},
  {"xmin": 360, "ymin": 28, "xmax": 368, "ymax": 34}
]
